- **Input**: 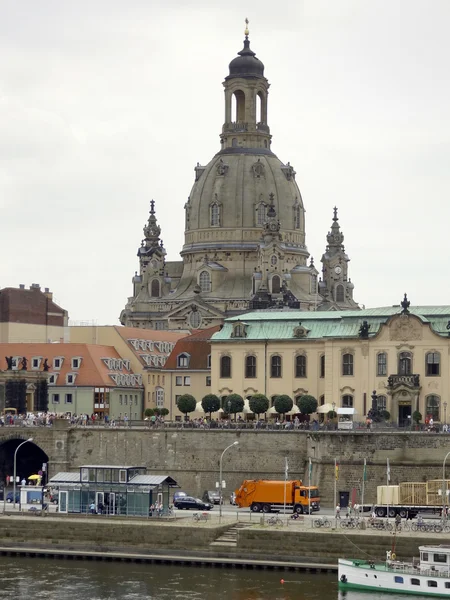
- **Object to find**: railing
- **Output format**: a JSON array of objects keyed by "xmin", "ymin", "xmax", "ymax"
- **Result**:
[
  {"xmin": 387, "ymin": 374, "xmax": 420, "ymax": 388},
  {"xmin": 256, "ymin": 122, "xmax": 270, "ymax": 133},
  {"xmin": 223, "ymin": 121, "xmax": 248, "ymax": 132}
]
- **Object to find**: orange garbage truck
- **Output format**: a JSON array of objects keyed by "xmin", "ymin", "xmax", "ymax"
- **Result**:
[{"xmin": 235, "ymin": 479, "xmax": 320, "ymax": 514}]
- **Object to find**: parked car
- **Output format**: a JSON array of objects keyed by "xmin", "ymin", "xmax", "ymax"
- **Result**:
[
  {"xmin": 202, "ymin": 490, "xmax": 223, "ymax": 505},
  {"xmin": 230, "ymin": 492, "xmax": 237, "ymax": 505},
  {"xmin": 6, "ymin": 492, "xmax": 19, "ymax": 503},
  {"xmin": 173, "ymin": 491, "xmax": 187, "ymax": 503},
  {"xmin": 174, "ymin": 496, "xmax": 213, "ymax": 511}
]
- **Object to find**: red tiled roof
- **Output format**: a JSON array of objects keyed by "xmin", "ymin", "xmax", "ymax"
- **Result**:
[
  {"xmin": 0, "ymin": 343, "xmax": 141, "ymax": 388},
  {"xmin": 162, "ymin": 326, "xmax": 219, "ymax": 371}
]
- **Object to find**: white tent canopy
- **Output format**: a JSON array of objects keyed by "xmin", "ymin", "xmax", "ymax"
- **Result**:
[
  {"xmin": 337, "ymin": 408, "xmax": 356, "ymax": 415},
  {"xmin": 317, "ymin": 403, "xmax": 335, "ymax": 414}
]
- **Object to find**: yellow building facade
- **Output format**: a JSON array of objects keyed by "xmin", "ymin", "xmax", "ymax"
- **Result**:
[{"xmin": 210, "ymin": 301, "xmax": 450, "ymax": 425}]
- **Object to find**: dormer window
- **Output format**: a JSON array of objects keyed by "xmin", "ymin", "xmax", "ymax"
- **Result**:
[
  {"xmin": 32, "ymin": 357, "xmax": 42, "ymax": 370},
  {"xmin": 177, "ymin": 353, "xmax": 190, "ymax": 368},
  {"xmin": 71, "ymin": 358, "xmax": 81, "ymax": 369},
  {"xmin": 231, "ymin": 322, "xmax": 247, "ymax": 338},
  {"xmin": 53, "ymin": 357, "xmax": 64, "ymax": 370},
  {"xmin": 48, "ymin": 374, "xmax": 58, "ymax": 385},
  {"xmin": 66, "ymin": 373, "xmax": 77, "ymax": 385}
]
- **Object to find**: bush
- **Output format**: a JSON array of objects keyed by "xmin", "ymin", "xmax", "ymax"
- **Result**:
[
  {"xmin": 297, "ymin": 395, "xmax": 318, "ymax": 415},
  {"xmin": 327, "ymin": 410, "xmax": 337, "ymax": 419},
  {"xmin": 159, "ymin": 408, "xmax": 169, "ymax": 417},
  {"xmin": 144, "ymin": 408, "xmax": 154, "ymax": 417},
  {"xmin": 381, "ymin": 410, "xmax": 390, "ymax": 421},
  {"xmin": 201, "ymin": 394, "xmax": 221, "ymax": 418},
  {"xmin": 249, "ymin": 394, "xmax": 269, "ymax": 418},
  {"xmin": 412, "ymin": 410, "xmax": 422, "ymax": 424},
  {"xmin": 273, "ymin": 394, "xmax": 293, "ymax": 416},
  {"xmin": 177, "ymin": 394, "xmax": 197, "ymax": 417}
]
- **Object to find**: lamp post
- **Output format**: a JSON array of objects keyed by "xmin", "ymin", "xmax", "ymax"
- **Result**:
[
  {"xmin": 219, "ymin": 441, "xmax": 239, "ymax": 519},
  {"xmin": 442, "ymin": 451, "xmax": 450, "ymax": 521},
  {"xmin": 13, "ymin": 438, "xmax": 33, "ymax": 509},
  {"xmin": 444, "ymin": 402, "xmax": 448, "ymax": 426}
]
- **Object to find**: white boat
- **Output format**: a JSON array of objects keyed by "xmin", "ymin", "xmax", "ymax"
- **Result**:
[{"xmin": 339, "ymin": 545, "xmax": 450, "ymax": 597}]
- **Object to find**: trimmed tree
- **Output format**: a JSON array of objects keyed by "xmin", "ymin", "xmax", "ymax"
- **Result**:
[
  {"xmin": 412, "ymin": 410, "xmax": 422, "ymax": 424},
  {"xmin": 274, "ymin": 394, "xmax": 293, "ymax": 417},
  {"xmin": 226, "ymin": 394, "xmax": 245, "ymax": 420},
  {"xmin": 201, "ymin": 394, "xmax": 221, "ymax": 418},
  {"xmin": 327, "ymin": 410, "xmax": 337, "ymax": 420},
  {"xmin": 144, "ymin": 408, "xmax": 154, "ymax": 418},
  {"xmin": 159, "ymin": 408, "xmax": 169, "ymax": 417},
  {"xmin": 297, "ymin": 394, "xmax": 318, "ymax": 416},
  {"xmin": 249, "ymin": 393, "xmax": 269, "ymax": 419},
  {"xmin": 177, "ymin": 394, "xmax": 197, "ymax": 419}
]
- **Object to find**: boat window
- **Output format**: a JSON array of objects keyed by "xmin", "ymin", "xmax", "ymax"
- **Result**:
[
  {"xmin": 445, "ymin": 582, "xmax": 450, "ymax": 589},
  {"xmin": 422, "ymin": 553, "xmax": 429, "ymax": 561},
  {"xmin": 394, "ymin": 576, "xmax": 404, "ymax": 584},
  {"xmin": 428, "ymin": 581, "xmax": 438, "ymax": 588},
  {"xmin": 434, "ymin": 553, "xmax": 447, "ymax": 563},
  {"xmin": 411, "ymin": 578, "xmax": 420, "ymax": 586}
]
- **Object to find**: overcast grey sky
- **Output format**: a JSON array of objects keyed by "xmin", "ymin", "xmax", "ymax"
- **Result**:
[{"xmin": 1, "ymin": 0, "xmax": 449, "ymax": 323}]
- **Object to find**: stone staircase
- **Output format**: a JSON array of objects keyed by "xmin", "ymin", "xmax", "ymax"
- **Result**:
[{"xmin": 210, "ymin": 522, "xmax": 250, "ymax": 548}]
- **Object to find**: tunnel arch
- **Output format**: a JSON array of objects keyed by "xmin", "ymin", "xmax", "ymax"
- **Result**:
[{"xmin": 0, "ymin": 437, "xmax": 49, "ymax": 487}]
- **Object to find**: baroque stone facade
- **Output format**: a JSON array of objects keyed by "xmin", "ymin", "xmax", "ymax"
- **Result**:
[{"xmin": 120, "ymin": 28, "xmax": 358, "ymax": 331}]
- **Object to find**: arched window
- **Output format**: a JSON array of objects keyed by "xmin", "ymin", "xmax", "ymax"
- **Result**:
[
  {"xmin": 426, "ymin": 395, "xmax": 440, "ymax": 420},
  {"xmin": 232, "ymin": 322, "xmax": 246, "ymax": 338},
  {"xmin": 294, "ymin": 204, "xmax": 301, "ymax": 229},
  {"xmin": 342, "ymin": 353, "xmax": 354, "ymax": 376},
  {"xmin": 232, "ymin": 137, "xmax": 238, "ymax": 147},
  {"xmin": 295, "ymin": 355, "xmax": 307, "ymax": 378},
  {"xmin": 177, "ymin": 353, "xmax": 190, "ymax": 368},
  {"xmin": 271, "ymin": 355, "xmax": 282, "ymax": 378},
  {"xmin": 377, "ymin": 352, "xmax": 387, "ymax": 376},
  {"xmin": 220, "ymin": 355, "xmax": 231, "ymax": 378},
  {"xmin": 150, "ymin": 279, "xmax": 160, "ymax": 297},
  {"xmin": 398, "ymin": 352, "xmax": 412, "ymax": 375},
  {"xmin": 336, "ymin": 284, "xmax": 345, "ymax": 303},
  {"xmin": 256, "ymin": 92, "xmax": 262, "ymax": 123},
  {"xmin": 320, "ymin": 355, "xmax": 325, "ymax": 378},
  {"xmin": 199, "ymin": 270, "xmax": 211, "ymax": 292},
  {"xmin": 272, "ymin": 275, "xmax": 281, "ymax": 294},
  {"xmin": 232, "ymin": 90, "xmax": 245, "ymax": 122},
  {"xmin": 426, "ymin": 352, "xmax": 440, "ymax": 376},
  {"xmin": 210, "ymin": 202, "xmax": 221, "ymax": 226},
  {"xmin": 377, "ymin": 395, "xmax": 387, "ymax": 410},
  {"xmin": 245, "ymin": 355, "xmax": 256, "ymax": 378},
  {"xmin": 256, "ymin": 202, "xmax": 266, "ymax": 225},
  {"xmin": 342, "ymin": 394, "xmax": 354, "ymax": 408}
]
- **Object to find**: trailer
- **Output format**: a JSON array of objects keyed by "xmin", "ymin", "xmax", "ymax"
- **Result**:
[{"xmin": 363, "ymin": 482, "xmax": 450, "ymax": 518}]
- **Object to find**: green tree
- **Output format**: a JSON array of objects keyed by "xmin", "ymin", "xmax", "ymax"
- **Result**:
[
  {"xmin": 177, "ymin": 394, "xmax": 197, "ymax": 419},
  {"xmin": 297, "ymin": 394, "xmax": 318, "ymax": 415},
  {"xmin": 153, "ymin": 408, "xmax": 161, "ymax": 416},
  {"xmin": 381, "ymin": 410, "xmax": 390, "ymax": 421},
  {"xmin": 159, "ymin": 408, "xmax": 169, "ymax": 417},
  {"xmin": 249, "ymin": 393, "xmax": 269, "ymax": 418},
  {"xmin": 201, "ymin": 394, "xmax": 221, "ymax": 418},
  {"xmin": 227, "ymin": 394, "xmax": 244, "ymax": 420},
  {"xmin": 412, "ymin": 410, "xmax": 422, "ymax": 424},
  {"xmin": 144, "ymin": 408, "xmax": 154, "ymax": 418},
  {"xmin": 327, "ymin": 410, "xmax": 337, "ymax": 419},
  {"xmin": 274, "ymin": 394, "xmax": 293, "ymax": 416}
]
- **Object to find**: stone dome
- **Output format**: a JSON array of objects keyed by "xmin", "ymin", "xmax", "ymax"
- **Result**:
[
  {"xmin": 228, "ymin": 37, "xmax": 265, "ymax": 79},
  {"xmin": 183, "ymin": 150, "xmax": 307, "ymax": 257}
]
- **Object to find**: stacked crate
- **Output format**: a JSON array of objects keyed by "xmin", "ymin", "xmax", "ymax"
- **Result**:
[
  {"xmin": 398, "ymin": 482, "xmax": 426, "ymax": 505},
  {"xmin": 426, "ymin": 480, "xmax": 450, "ymax": 506}
]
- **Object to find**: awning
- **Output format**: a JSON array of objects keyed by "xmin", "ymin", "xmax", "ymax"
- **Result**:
[
  {"xmin": 317, "ymin": 403, "xmax": 335, "ymax": 414},
  {"xmin": 337, "ymin": 408, "xmax": 356, "ymax": 415}
]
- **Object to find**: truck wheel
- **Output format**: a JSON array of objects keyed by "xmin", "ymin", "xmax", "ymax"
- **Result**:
[
  {"xmin": 376, "ymin": 507, "xmax": 386, "ymax": 518},
  {"xmin": 399, "ymin": 508, "xmax": 408, "ymax": 518},
  {"xmin": 388, "ymin": 508, "xmax": 396, "ymax": 518},
  {"xmin": 251, "ymin": 504, "xmax": 261, "ymax": 513},
  {"xmin": 262, "ymin": 504, "xmax": 271, "ymax": 513},
  {"xmin": 294, "ymin": 505, "xmax": 303, "ymax": 515}
]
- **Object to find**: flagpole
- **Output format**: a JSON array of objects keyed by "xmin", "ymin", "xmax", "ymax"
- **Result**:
[
  {"xmin": 308, "ymin": 457, "xmax": 311, "ymax": 515},
  {"xmin": 284, "ymin": 457, "xmax": 288, "ymax": 516},
  {"xmin": 334, "ymin": 458, "xmax": 337, "ymax": 527},
  {"xmin": 361, "ymin": 458, "xmax": 366, "ymax": 515}
]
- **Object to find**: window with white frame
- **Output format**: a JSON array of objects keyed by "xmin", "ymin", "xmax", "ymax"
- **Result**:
[
  {"xmin": 66, "ymin": 374, "xmax": 76, "ymax": 385},
  {"xmin": 184, "ymin": 376, "xmax": 191, "ymax": 386},
  {"xmin": 72, "ymin": 358, "xmax": 81, "ymax": 369},
  {"xmin": 377, "ymin": 352, "xmax": 387, "ymax": 376},
  {"xmin": 177, "ymin": 353, "xmax": 190, "ymax": 368},
  {"xmin": 342, "ymin": 353, "xmax": 354, "ymax": 376},
  {"xmin": 48, "ymin": 374, "xmax": 57, "ymax": 385},
  {"xmin": 156, "ymin": 387, "xmax": 164, "ymax": 408},
  {"xmin": 32, "ymin": 357, "xmax": 41, "ymax": 370},
  {"xmin": 53, "ymin": 357, "xmax": 63, "ymax": 370},
  {"xmin": 176, "ymin": 376, "xmax": 182, "ymax": 386},
  {"xmin": 342, "ymin": 394, "xmax": 353, "ymax": 408},
  {"xmin": 206, "ymin": 376, "xmax": 211, "ymax": 387},
  {"xmin": 426, "ymin": 352, "xmax": 440, "ymax": 377}
]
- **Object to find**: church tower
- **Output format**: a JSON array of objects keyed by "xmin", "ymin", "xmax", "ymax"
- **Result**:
[
  {"xmin": 318, "ymin": 207, "xmax": 357, "ymax": 310},
  {"xmin": 120, "ymin": 24, "xmax": 358, "ymax": 330}
]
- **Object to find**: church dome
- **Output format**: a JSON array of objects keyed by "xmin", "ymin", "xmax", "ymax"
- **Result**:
[{"xmin": 228, "ymin": 37, "xmax": 264, "ymax": 79}]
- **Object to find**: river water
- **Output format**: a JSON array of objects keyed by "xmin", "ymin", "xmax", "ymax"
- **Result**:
[{"xmin": 0, "ymin": 556, "xmax": 418, "ymax": 600}]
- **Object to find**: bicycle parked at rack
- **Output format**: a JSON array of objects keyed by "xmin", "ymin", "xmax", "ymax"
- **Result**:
[
  {"xmin": 267, "ymin": 515, "xmax": 284, "ymax": 527},
  {"xmin": 340, "ymin": 518, "xmax": 361, "ymax": 529},
  {"xmin": 313, "ymin": 517, "xmax": 331, "ymax": 528},
  {"xmin": 193, "ymin": 512, "xmax": 209, "ymax": 522},
  {"xmin": 368, "ymin": 518, "xmax": 393, "ymax": 531}
]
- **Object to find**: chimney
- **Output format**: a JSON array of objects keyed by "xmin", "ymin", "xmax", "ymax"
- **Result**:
[
  {"xmin": 19, "ymin": 284, "xmax": 25, "ymax": 290},
  {"xmin": 30, "ymin": 283, "xmax": 41, "ymax": 291},
  {"xmin": 44, "ymin": 287, "xmax": 53, "ymax": 300}
]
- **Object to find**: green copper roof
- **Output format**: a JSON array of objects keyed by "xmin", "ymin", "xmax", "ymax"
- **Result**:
[{"xmin": 211, "ymin": 306, "xmax": 450, "ymax": 342}]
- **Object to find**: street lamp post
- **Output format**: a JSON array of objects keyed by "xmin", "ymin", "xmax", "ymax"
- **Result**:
[
  {"xmin": 219, "ymin": 441, "xmax": 239, "ymax": 519},
  {"xmin": 444, "ymin": 402, "xmax": 448, "ymax": 426},
  {"xmin": 442, "ymin": 451, "xmax": 450, "ymax": 521},
  {"xmin": 13, "ymin": 438, "xmax": 33, "ymax": 509}
]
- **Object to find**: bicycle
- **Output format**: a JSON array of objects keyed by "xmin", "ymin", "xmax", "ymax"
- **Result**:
[
  {"xmin": 313, "ymin": 517, "xmax": 331, "ymax": 528},
  {"xmin": 193, "ymin": 512, "xmax": 209, "ymax": 522},
  {"xmin": 267, "ymin": 515, "xmax": 283, "ymax": 527}
]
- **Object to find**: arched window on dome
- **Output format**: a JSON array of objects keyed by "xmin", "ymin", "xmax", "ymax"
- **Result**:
[
  {"xmin": 210, "ymin": 201, "xmax": 221, "ymax": 227},
  {"xmin": 256, "ymin": 202, "xmax": 266, "ymax": 226},
  {"xmin": 256, "ymin": 93, "xmax": 262, "ymax": 123},
  {"xmin": 336, "ymin": 284, "xmax": 345, "ymax": 303},
  {"xmin": 199, "ymin": 271, "xmax": 211, "ymax": 293},
  {"xmin": 150, "ymin": 279, "xmax": 160, "ymax": 297},
  {"xmin": 231, "ymin": 90, "xmax": 245, "ymax": 123},
  {"xmin": 293, "ymin": 204, "xmax": 301, "ymax": 229}
]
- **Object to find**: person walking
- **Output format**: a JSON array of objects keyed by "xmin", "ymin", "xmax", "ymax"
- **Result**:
[{"xmin": 335, "ymin": 504, "xmax": 341, "ymax": 519}]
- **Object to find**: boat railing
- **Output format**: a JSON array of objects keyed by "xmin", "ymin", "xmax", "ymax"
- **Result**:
[{"xmin": 387, "ymin": 561, "xmax": 450, "ymax": 578}]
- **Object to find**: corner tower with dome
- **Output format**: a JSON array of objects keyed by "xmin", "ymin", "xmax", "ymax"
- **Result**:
[{"xmin": 120, "ymin": 25, "xmax": 358, "ymax": 330}]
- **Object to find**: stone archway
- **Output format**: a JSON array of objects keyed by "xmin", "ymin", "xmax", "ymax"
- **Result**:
[{"xmin": 0, "ymin": 437, "xmax": 49, "ymax": 488}]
